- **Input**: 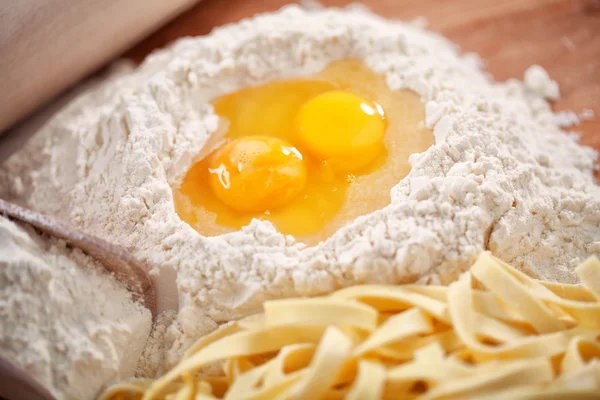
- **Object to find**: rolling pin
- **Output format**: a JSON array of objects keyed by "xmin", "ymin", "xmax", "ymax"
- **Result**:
[{"xmin": 0, "ymin": 0, "xmax": 199, "ymax": 134}]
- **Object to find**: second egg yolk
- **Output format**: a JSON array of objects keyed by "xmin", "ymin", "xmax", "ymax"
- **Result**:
[
  {"xmin": 174, "ymin": 59, "xmax": 434, "ymax": 245},
  {"xmin": 295, "ymin": 90, "xmax": 386, "ymax": 173}
]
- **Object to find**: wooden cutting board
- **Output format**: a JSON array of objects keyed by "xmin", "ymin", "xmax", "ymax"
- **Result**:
[{"xmin": 126, "ymin": 0, "xmax": 599, "ymax": 157}]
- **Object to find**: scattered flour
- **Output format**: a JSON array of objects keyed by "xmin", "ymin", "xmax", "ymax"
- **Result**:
[
  {"xmin": 0, "ymin": 215, "xmax": 152, "ymax": 399},
  {"xmin": 524, "ymin": 64, "xmax": 560, "ymax": 100},
  {"xmin": 554, "ymin": 108, "xmax": 595, "ymax": 127},
  {"xmin": 561, "ymin": 36, "xmax": 576, "ymax": 52},
  {"xmin": 1, "ymin": 5, "xmax": 599, "ymax": 372}
]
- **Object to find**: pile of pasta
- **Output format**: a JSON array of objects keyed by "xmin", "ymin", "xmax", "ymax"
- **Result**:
[{"xmin": 101, "ymin": 253, "xmax": 600, "ymax": 400}]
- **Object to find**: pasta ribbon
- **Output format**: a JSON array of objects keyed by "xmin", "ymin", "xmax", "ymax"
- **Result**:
[{"xmin": 100, "ymin": 253, "xmax": 600, "ymax": 400}]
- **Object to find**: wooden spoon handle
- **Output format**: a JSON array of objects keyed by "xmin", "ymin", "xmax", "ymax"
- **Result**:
[
  {"xmin": 0, "ymin": 199, "xmax": 157, "ymax": 317},
  {"xmin": 0, "ymin": 357, "xmax": 56, "ymax": 400}
]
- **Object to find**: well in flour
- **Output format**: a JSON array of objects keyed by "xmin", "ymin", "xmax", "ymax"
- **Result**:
[
  {"xmin": 173, "ymin": 59, "xmax": 434, "ymax": 246},
  {"xmin": 0, "ymin": 5, "xmax": 598, "ymax": 372}
]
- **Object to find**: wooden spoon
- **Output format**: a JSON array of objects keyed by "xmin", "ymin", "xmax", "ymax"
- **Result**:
[
  {"xmin": 0, "ymin": 198, "xmax": 157, "ymax": 313},
  {"xmin": 0, "ymin": 357, "xmax": 55, "ymax": 400},
  {"xmin": 0, "ymin": 198, "xmax": 157, "ymax": 400}
]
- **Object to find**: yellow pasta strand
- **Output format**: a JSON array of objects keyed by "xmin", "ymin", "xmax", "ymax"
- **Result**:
[
  {"xmin": 354, "ymin": 308, "xmax": 433, "ymax": 355},
  {"xmin": 144, "ymin": 325, "xmax": 326, "ymax": 399},
  {"xmin": 376, "ymin": 330, "xmax": 462, "ymax": 361},
  {"xmin": 575, "ymin": 257, "xmax": 600, "ymax": 300},
  {"xmin": 100, "ymin": 379, "xmax": 153, "ymax": 400},
  {"xmin": 475, "ymin": 312, "xmax": 529, "ymax": 343},
  {"xmin": 421, "ymin": 358, "xmax": 554, "ymax": 400},
  {"xmin": 261, "ymin": 343, "xmax": 315, "ymax": 387},
  {"xmin": 414, "ymin": 342, "xmax": 445, "ymax": 362},
  {"xmin": 561, "ymin": 336, "xmax": 600, "ymax": 375},
  {"xmin": 387, "ymin": 359, "xmax": 473, "ymax": 385},
  {"xmin": 449, "ymin": 271, "xmax": 570, "ymax": 360},
  {"xmin": 332, "ymin": 285, "xmax": 450, "ymax": 323},
  {"xmin": 287, "ymin": 326, "xmax": 354, "ymax": 399},
  {"xmin": 471, "ymin": 254, "xmax": 564, "ymax": 333},
  {"xmin": 472, "ymin": 290, "xmax": 527, "ymax": 324},
  {"xmin": 223, "ymin": 364, "xmax": 268, "ymax": 399},
  {"xmin": 183, "ymin": 322, "xmax": 244, "ymax": 360},
  {"xmin": 100, "ymin": 253, "xmax": 600, "ymax": 400},
  {"xmin": 264, "ymin": 298, "xmax": 378, "ymax": 331},
  {"xmin": 346, "ymin": 361, "xmax": 386, "ymax": 400}
]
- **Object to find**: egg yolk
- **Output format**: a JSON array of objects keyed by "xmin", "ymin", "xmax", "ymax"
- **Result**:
[
  {"xmin": 208, "ymin": 136, "xmax": 307, "ymax": 212},
  {"xmin": 295, "ymin": 90, "xmax": 386, "ymax": 173},
  {"xmin": 173, "ymin": 59, "xmax": 434, "ymax": 245}
]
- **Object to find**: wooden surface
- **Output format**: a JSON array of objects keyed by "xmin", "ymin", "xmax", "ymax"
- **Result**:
[{"xmin": 127, "ymin": 0, "xmax": 600, "ymax": 155}]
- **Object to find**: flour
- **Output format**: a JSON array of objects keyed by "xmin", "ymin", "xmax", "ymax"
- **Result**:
[
  {"xmin": 524, "ymin": 65, "xmax": 560, "ymax": 100},
  {"xmin": 554, "ymin": 109, "xmax": 595, "ymax": 127},
  {"xmin": 1, "ymin": 5, "xmax": 598, "ymax": 372},
  {"xmin": 135, "ymin": 309, "xmax": 176, "ymax": 378},
  {"xmin": 0, "ymin": 215, "xmax": 152, "ymax": 399}
]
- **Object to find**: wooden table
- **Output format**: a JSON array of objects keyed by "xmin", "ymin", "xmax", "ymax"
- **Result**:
[{"xmin": 127, "ymin": 0, "xmax": 599, "ymax": 158}]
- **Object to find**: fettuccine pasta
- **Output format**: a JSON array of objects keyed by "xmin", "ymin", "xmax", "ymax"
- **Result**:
[{"xmin": 100, "ymin": 253, "xmax": 600, "ymax": 399}]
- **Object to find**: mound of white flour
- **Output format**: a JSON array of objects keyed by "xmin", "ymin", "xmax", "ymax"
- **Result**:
[
  {"xmin": 1, "ymin": 6, "xmax": 598, "ymax": 367},
  {"xmin": 0, "ymin": 216, "xmax": 152, "ymax": 399}
]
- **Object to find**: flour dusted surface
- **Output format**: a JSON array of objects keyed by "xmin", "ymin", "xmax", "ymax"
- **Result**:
[
  {"xmin": 1, "ymin": 5, "xmax": 598, "ymax": 367},
  {"xmin": 0, "ymin": 216, "xmax": 152, "ymax": 399}
]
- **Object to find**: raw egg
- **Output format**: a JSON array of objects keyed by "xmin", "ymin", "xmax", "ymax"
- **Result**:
[
  {"xmin": 208, "ymin": 136, "xmax": 307, "ymax": 213},
  {"xmin": 173, "ymin": 59, "xmax": 434, "ymax": 245}
]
